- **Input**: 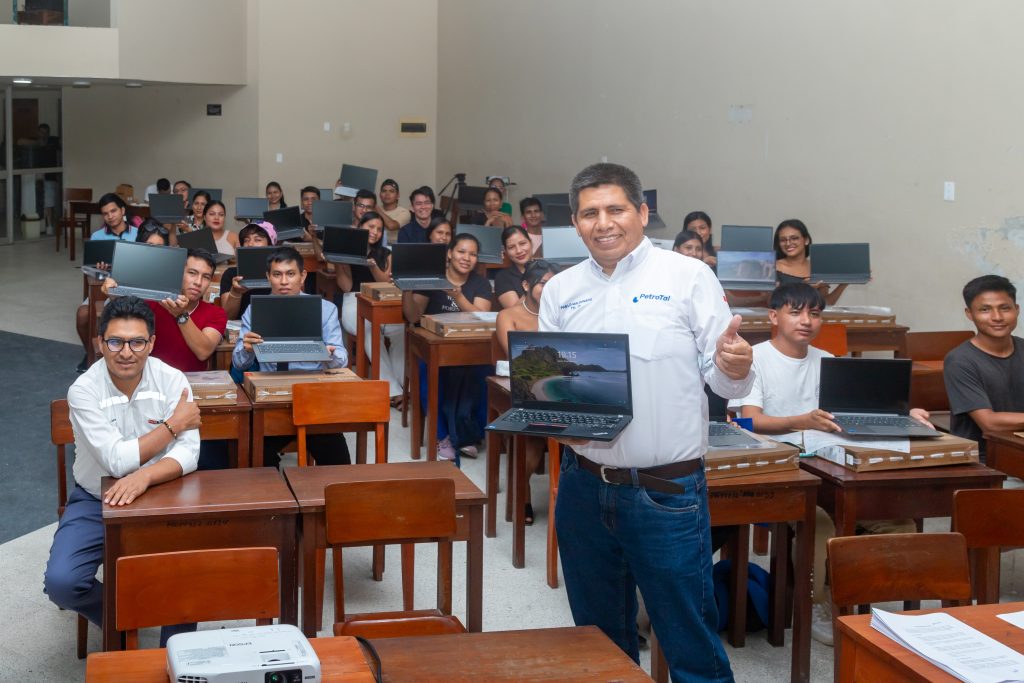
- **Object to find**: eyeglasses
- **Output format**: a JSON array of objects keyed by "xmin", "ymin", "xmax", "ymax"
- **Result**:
[
  {"xmin": 355, "ymin": 203, "xmax": 374, "ymax": 210},
  {"xmin": 102, "ymin": 337, "xmax": 151, "ymax": 353}
]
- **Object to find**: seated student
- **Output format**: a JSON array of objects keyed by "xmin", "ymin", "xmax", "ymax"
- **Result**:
[
  {"xmin": 426, "ymin": 214, "xmax": 453, "ymax": 245},
  {"xmin": 296, "ymin": 185, "xmax": 320, "ymax": 237},
  {"xmin": 353, "ymin": 189, "xmax": 377, "ymax": 223},
  {"xmin": 519, "ymin": 197, "xmax": 544, "ymax": 255},
  {"xmin": 201, "ymin": 200, "xmax": 238, "ymax": 256},
  {"xmin": 494, "ymin": 226, "xmax": 535, "ymax": 309},
  {"xmin": 378, "ymin": 178, "xmax": 411, "ymax": 239},
  {"xmin": 136, "ymin": 217, "xmax": 170, "ymax": 246},
  {"xmin": 487, "ymin": 176, "xmax": 514, "ymax": 215},
  {"xmin": 266, "ymin": 181, "xmax": 287, "ymax": 210},
  {"xmin": 173, "ymin": 180, "xmax": 192, "ymax": 212},
  {"xmin": 945, "ymin": 275, "xmax": 1024, "ymax": 455},
  {"xmin": 496, "ymin": 260, "xmax": 559, "ymax": 524},
  {"xmin": 684, "ymin": 210, "xmax": 717, "ymax": 269},
  {"xmin": 45, "ymin": 296, "xmax": 202, "ymax": 646},
  {"xmin": 184, "ymin": 190, "xmax": 211, "ymax": 233},
  {"xmin": 397, "ymin": 186, "xmax": 436, "ymax": 243},
  {"xmin": 232, "ymin": 246, "xmax": 351, "ymax": 467},
  {"xmin": 774, "ymin": 219, "xmax": 847, "ymax": 305},
  {"xmin": 471, "ymin": 187, "xmax": 513, "ymax": 228},
  {"xmin": 728, "ymin": 282, "xmax": 923, "ymax": 646},
  {"xmin": 402, "ymin": 234, "xmax": 492, "ymax": 461},
  {"xmin": 221, "ymin": 222, "xmax": 277, "ymax": 320},
  {"xmin": 672, "ymin": 229, "xmax": 704, "ymax": 261}
]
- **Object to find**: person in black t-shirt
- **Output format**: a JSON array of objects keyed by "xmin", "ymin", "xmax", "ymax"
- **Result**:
[
  {"xmin": 403, "ymin": 233, "xmax": 493, "ymax": 461},
  {"xmin": 220, "ymin": 222, "xmax": 277, "ymax": 320},
  {"xmin": 493, "ymin": 226, "xmax": 535, "ymax": 309},
  {"xmin": 945, "ymin": 275, "xmax": 1024, "ymax": 455}
]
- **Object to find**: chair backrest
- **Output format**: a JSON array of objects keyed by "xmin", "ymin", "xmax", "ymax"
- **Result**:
[
  {"xmin": 116, "ymin": 547, "xmax": 279, "ymax": 649},
  {"xmin": 827, "ymin": 532, "xmax": 972, "ymax": 617},
  {"xmin": 770, "ymin": 322, "xmax": 848, "ymax": 357},
  {"xmin": 64, "ymin": 187, "xmax": 92, "ymax": 207},
  {"xmin": 292, "ymin": 380, "xmax": 390, "ymax": 466},
  {"xmin": 906, "ymin": 331, "xmax": 974, "ymax": 361},
  {"xmin": 50, "ymin": 399, "xmax": 73, "ymax": 517},
  {"xmin": 953, "ymin": 489, "xmax": 1024, "ymax": 603}
]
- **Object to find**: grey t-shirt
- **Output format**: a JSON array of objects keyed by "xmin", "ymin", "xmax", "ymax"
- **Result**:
[{"xmin": 944, "ymin": 336, "xmax": 1024, "ymax": 450}]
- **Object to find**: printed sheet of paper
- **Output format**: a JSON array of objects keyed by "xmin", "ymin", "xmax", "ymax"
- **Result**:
[{"xmin": 803, "ymin": 429, "xmax": 910, "ymax": 454}]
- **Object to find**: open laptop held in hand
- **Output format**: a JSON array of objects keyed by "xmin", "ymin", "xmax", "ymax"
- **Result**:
[
  {"xmin": 322, "ymin": 226, "xmax": 369, "ymax": 266},
  {"xmin": 249, "ymin": 295, "xmax": 332, "ymax": 363},
  {"xmin": 81, "ymin": 240, "xmax": 116, "ymax": 280},
  {"xmin": 108, "ymin": 242, "xmax": 187, "ymax": 302},
  {"xmin": 263, "ymin": 206, "xmax": 305, "ymax": 241},
  {"xmin": 236, "ymin": 247, "xmax": 275, "ymax": 289},
  {"xmin": 175, "ymin": 228, "xmax": 233, "ymax": 264},
  {"xmin": 819, "ymin": 358, "xmax": 940, "ymax": 437},
  {"xmin": 391, "ymin": 243, "xmax": 454, "ymax": 291}
]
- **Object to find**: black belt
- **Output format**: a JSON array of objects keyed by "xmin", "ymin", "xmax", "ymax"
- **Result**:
[{"xmin": 576, "ymin": 453, "xmax": 703, "ymax": 494}]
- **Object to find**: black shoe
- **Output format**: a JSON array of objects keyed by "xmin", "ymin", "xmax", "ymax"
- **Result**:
[{"xmin": 76, "ymin": 355, "xmax": 89, "ymax": 374}]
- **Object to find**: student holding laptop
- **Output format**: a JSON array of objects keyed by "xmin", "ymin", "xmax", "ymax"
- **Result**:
[
  {"xmin": 470, "ymin": 187, "xmax": 513, "ymax": 228},
  {"xmin": 220, "ymin": 222, "xmax": 276, "ymax": 320},
  {"xmin": 184, "ymin": 190, "xmax": 211, "ymax": 232},
  {"xmin": 200, "ymin": 200, "xmax": 238, "ymax": 256},
  {"xmin": 494, "ymin": 226, "xmax": 536, "ymax": 308},
  {"xmin": 773, "ymin": 219, "xmax": 847, "ymax": 305},
  {"xmin": 539, "ymin": 163, "xmax": 753, "ymax": 682},
  {"xmin": 298, "ymin": 185, "xmax": 320, "ymax": 236}
]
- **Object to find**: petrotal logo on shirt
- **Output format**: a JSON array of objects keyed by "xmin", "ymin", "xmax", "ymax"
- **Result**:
[{"xmin": 632, "ymin": 293, "xmax": 671, "ymax": 303}]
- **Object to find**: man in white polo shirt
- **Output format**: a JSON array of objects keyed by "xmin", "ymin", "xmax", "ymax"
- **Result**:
[
  {"xmin": 44, "ymin": 296, "xmax": 201, "ymax": 645},
  {"xmin": 539, "ymin": 163, "xmax": 753, "ymax": 683}
]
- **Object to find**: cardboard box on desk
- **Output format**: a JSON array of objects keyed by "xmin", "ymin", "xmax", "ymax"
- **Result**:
[
  {"xmin": 184, "ymin": 370, "xmax": 237, "ymax": 406},
  {"xmin": 360, "ymin": 282, "xmax": 401, "ymax": 301},
  {"xmin": 704, "ymin": 434, "xmax": 800, "ymax": 480},
  {"xmin": 814, "ymin": 433, "xmax": 979, "ymax": 472},
  {"xmin": 420, "ymin": 312, "xmax": 497, "ymax": 338},
  {"xmin": 242, "ymin": 367, "xmax": 359, "ymax": 403}
]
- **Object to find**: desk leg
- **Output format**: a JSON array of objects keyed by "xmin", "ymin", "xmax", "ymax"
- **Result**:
[
  {"xmin": 486, "ymin": 426, "xmax": 500, "ymax": 538},
  {"xmin": 252, "ymin": 411, "xmax": 265, "ymax": 468},
  {"xmin": 238, "ymin": 414, "xmax": 251, "ymax": 468},
  {"xmin": 370, "ymin": 320, "xmax": 382, "ymax": 381},
  {"xmin": 512, "ymin": 436, "xmax": 527, "ymax": 569},
  {"xmin": 791, "ymin": 496, "xmax": 815, "ymax": 683},
  {"xmin": 280, "ymin": 517, "xmax": 298, "ymax": 626},
  {"xmin": 467, "ymin": 505, "xmax": 483, "ymax": 632},
  {"xmin": 727, "ymin": 524, "xmax": 750, "ymax": 647},
  {"xmin": 768, "ymin": 522, "xmax": 789, "ymax": 647},
  {"xmin": 299, "ymin": 512, "xmax": 320, "ymax": 638},
  {"xmin": 410, "ymin": 349, "xmax": 422, "ymax": 459},
  {"xmin": 101, "ymin": 526, "xmax": 120, "ymax": 651},
  {"xmin": 356, "ymin": 310, "xmax": 367, "ymax": 377},
  {"xmin": 836, "ymin": 489, "xmax": 856, "ymax": 537},
  {"xmin": 426, "ymin": 353, "xmax": 440, "ymax": 462}
]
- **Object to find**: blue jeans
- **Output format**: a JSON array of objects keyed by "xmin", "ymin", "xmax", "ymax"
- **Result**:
[{"xmin": 556, "ymin": 451, "xmax": 733, "ymax": 683}]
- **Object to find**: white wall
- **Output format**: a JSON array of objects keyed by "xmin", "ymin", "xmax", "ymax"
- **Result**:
[{"xmin": 0, "ymin": 26, "xmax": 119, "ymax": 79}]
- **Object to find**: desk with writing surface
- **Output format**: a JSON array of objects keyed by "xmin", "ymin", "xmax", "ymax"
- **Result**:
[
  {"xmin": 984, "ymin": 430, "xmax": 1024, "ymax": 480},
  {"xmin": 100, "ymin": 468, "xmax": 299, "ymax": 651},
  {"xmin": 354, "ymin": 294, "xmax": 404, "ymax": 379},
  {"xmin": 196, "ymin": 387, "xmax": 252, "ymax": 467}
]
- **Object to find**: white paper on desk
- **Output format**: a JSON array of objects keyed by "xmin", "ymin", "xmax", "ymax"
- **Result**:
[
  {"xmin": 472, "ymin": 312, "xmax": 499, "ymax": 323},
  {"xmin": 802, "ymin": 430, "xmax": 911, "ymax": 454},
  {"xmin": 998, "ymin": 611, "xmax": 1024, "ymax": 630},
  {"xmin": 871, "ymin": 609, "xmax": 1024, "ymax": 683}
]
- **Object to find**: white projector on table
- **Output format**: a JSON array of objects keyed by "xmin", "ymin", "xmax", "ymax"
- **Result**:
[{"xmin": 166, "ymin": 624, "xmax": 320, "ymax": 683}]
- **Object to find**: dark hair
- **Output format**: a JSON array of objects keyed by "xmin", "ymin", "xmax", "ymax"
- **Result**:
[
  {"xmin": 501, "ymin": 225, "xmax": 531, "ymax": 248},
  {"xmin": 683, "ymin": 211, "xmax": 715, "ymax": 256},
  {"xmin": 98, "ymin": 192, "xmax": 126, "ymax": 211},
  {"xmin": 673, "ymin": 229, "xmax": 703, "ymax": 250},
  {"xmin": 358, "ymin": 211, "xmax": 390, "ymax": 269},
  {"xmin": 963, "ymin": 275, "xmax": 1017, "ymax": 308},
  {"xmin": 409, "ymin": 186, "xmax": 435, "ymax": 205},
  {"xmin": 426, "ymin": 214, "xmax": 453, "ymax": 243},
  {"xmin": 189, "ymin": 190, "xmax": 212, "ymax": 216},
  {"xmin": 450, "ymin": 233, "xmax": 481, "ymax": 253},
  {"xmin": 523, "ymin": 259, "xmax": 559, "ymax": 289},
  {"xmin": 39, "ymin": 123, "xmax": 51, "ymax": 133},
  {"xmin": 136, "ymin": 218, "xmax": 169, "ymax": 245},
  {"xmin": 99, "ymin": 295, "xmax": 155, "ymax": 338},
  {"xmin": 186, "ymin": 248, "xmax": 216, "ymax": 272},
  {"xmin": 173, "ymin": 180, "xmax": 192, "ymax": 190},
  {"xmin": 769, "ymin": 282, "xmax": 826, "ymax": 312},
  {"xmin": 774, "ymin": 219, "xmax": 812, "ymax": 259},
  {"xmin": 266, "ymin": 245, "xmax": 303, "ymax": 273},
  {"xmin": 300, "ymin": 185, "xmax": 320, "ymax": 199},
  {"xmin": 266, "ymin": 181, "xmax": 287, "ymax": 207},
  {"xmin": 519, "ymin": 197, "xmax": 542, "ymax": 213},
  {"xmin": 239, "ymin": 222, "xmax": 272, "ymax": 245},
  {"xmin": 156, "ymin": 178, "xmax": 171, "ymax": 192},
  {"xmin": 202, "ymin": 200, "xmax": 226, "ymax": 218},
  {"xmin": 484, "ymin": 187, "xmax": 503, "ymax": 203},
  {"xmin": 569, "ymin": 162, "xmax": 644, "ymax": 215},
  {"xmin": 355, "ymin": 189, "xmax": 377, "ymax": 204},
  {"xmin": 380, "ymin": 178, "xmax": 399, "ymax": 192}
]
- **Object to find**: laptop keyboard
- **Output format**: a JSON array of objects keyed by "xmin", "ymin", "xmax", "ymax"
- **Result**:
[
  {"xmin": 260, "ymin": 342, "xmax": 324, "ymax": 354},
  {"xmin": 239, "ymin": 279, "xmax": 269, "ymax": 288},
  {"xmin": 108, "ymin": 286, "xmax": 176, "ymax": 301},
  {"xmin": 838, "ymin": 415, "xmax": 920, "ymax": 427},
  {"xmin": 709, "ymin": 423, "xmax": 741, "ymax": 436},
  {"xmin": 509, "ymin": 410, "xmax": 620, "ymax": 427}
]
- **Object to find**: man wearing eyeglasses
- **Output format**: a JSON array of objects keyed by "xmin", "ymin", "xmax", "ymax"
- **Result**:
[{"xmin": 45, "ymin": 296, "xmax": 201, "ymax": 645}]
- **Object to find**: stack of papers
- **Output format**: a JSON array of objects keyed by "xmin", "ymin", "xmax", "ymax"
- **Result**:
[{"xmin": 871, "ymin": 608, "xmax": 1024, "ymax": 682}]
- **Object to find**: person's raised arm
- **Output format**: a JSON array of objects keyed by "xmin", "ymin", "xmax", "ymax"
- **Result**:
[
  {"xmin": 368, "ymin": 253, "xmax": 392, "ymax": 283},
  {"xmin": 158, "ymin": 296, "xmax": 222, "ymax": 361},
  {"xmin": 380, "ymin": 211, "xmax": 401, "ymax": 235},
  {"xmin": 221, "ymin": 275, "xmax": 247, "ymax": 320},
  {"xmin": 321, "ymin": 301, "xmax": 347, "ymax": 368},
  {"xmin": 402, "ymin": 291, "xmax": 429, "ymax": 325},
  {"xmin": 232, "ymin": 307, "xmax": 258, "ymax": 370},
  {"xmin": 334, "ymin": 263, "xmax": 354, "ymax": 293}
]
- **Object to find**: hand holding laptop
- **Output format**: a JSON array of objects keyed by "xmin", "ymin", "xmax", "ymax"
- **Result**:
[
  {"xmin": 715, "ymin": 315, "xmax": 753, "ymax": 379},
  {"xmin": 158, "ymin": 294, "xmax": 191, "ymax": 317},
  {"xmin": 242, "ymin": 330, "xmax": 336, "ymax": 358}
]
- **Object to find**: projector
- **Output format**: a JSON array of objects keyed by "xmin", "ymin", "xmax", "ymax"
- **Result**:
[{"xmin": 166, "ymin": 624, "xmax": 320, "ymax": 683}]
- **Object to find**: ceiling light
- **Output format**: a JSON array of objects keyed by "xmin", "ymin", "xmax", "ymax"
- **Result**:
[
  {"xmin": 125, "ymin": 81, "xmax": 142, "ymax": 88},
  {"xmin": 72, "ymin": 80, "xmax": 91, "ymax": 88},
  {"xmin": 13, "ymin": 78, "xmax": 32, "ymax": 85}
]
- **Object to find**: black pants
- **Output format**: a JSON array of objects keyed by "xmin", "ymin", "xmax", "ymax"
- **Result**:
[{"xmin": 263, "ymin": 433, "xmax": 351, "ymax": 468}]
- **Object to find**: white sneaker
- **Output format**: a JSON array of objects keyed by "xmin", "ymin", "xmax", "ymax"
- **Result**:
[
  {"xmin": 459, "ymin": 443, "xmax": 479, "ymax": 458},
  {"xmin": 811, "ymin": 601, "xmax": 834, "ymax": 647},
  {"xmin": 437, "ymin": 437, "xmax": 456, "ymax": 461}
]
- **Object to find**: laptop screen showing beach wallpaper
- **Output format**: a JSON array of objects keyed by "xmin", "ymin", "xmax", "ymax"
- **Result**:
[{"xmin": 509, "ymin": 332, "xmax": 631, "ymax": 411}]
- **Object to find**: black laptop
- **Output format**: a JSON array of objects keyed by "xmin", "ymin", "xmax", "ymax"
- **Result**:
[
  {"xmin": 108, "ymin": 242, "xmax": 186, "ymax": 301},
  {"xmin": 810, "ymin": 243, "xmax": 871, "ymax": 284},
  {"xmin": 81, "ymin": 240, "xmax": 116, "ymax": 279},
  {"xmin": 175, "ymin": 228, "xmax": 232, "ymax": 264},
  {"xmin": 457, "ymin": 185, "xmax": 490, "ymax": 211},
  {"xmin": 235, "ymin": 197, "xmax": 269, "ymax": 221},
  {"xmin": 819, "ymin": 358, "xmax": 941, "ymax": 437},
  {"xmin": 720, "ymin": 225, "xmax": 774, "ymax": 253},
  {"xmin": 544, "ymin": 204, "xmax": 573, "ymax": 228},
  {"xmin": 263, "ymin": 206, "xmax": 305, "ymax": 241},
  {"xmin": 391, "ymin": 243, "xmax": 454, "ymax": 291},
  {"xmin": 706, "ymin": 387, "xmax": 762, "ymax": 448},
  {"xmin": 250, "ymin": 295, "xmax": 331, "ymax": 363},
  {"xmin": 486, "ymin": 331, "xmax": 633, "ymax": 442},
  {"xmin": 312, "ymin": 200, "xmax": 353, "ymax": 229},
  {"xmin": 148, "ymin": 194, "xmax": 186, "ymax": 223},
  {"xmin": 319, "ymin": 188, "xmax": 334, "ymax": 201},
  {"xmin": 533, "ymin": 193, "xmax": 570, "ymax": 207},
  {"xmin": 335, "ymin": 164, "xmax": 378, "ymax": 198},
  {"xmin": 642, "ymin": 189, "xmax": 666, "ymax": 231},
  {"xmin": 322, "ymin": 226, "xmax": 369, "ymax": 265},
  {"xmin": 455, "ymin": 224, "xmax": 504, "ymax": 264},
  {"xmin": 236, "ymin": 247, "xmax": 275, "ymax": 289}
]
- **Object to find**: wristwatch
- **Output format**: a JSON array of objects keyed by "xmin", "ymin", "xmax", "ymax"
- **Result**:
[{"xmin": 176, "ymin": 311, "xmax": 190, "ymax": 325}]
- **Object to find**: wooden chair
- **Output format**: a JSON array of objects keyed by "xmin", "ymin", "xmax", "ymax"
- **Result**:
[
  {"xmin": 906, "ymin": 331, "xmax": 973, "ymax": 411},
  {"xmin": 116, "ymin": 547, "xmax": 279, "ymax": 649},
  {"xmin": 953, "ymin": 489, "xmax": 1024, "ymax": 604},
  {"xmin": 50, "ymin": 399, "xmax": 90, "ymax": 658},
  {"xmin": 59, "ymin": 188, "xmax": 92, "ymax": 254},
  {"xmin": 771, "ymin": 321, "xmax": 847, "ymax": 357},
  {"xmin": 906, "ymin": 331, "xmax": 974, "ymax": 361},
  {"xmin": 326, "ymin": 479, "xmax": 466, "ymax": 639},
  {"xmin": 292, "ymin": 379, "xmax": 390, "ymax": 466}
]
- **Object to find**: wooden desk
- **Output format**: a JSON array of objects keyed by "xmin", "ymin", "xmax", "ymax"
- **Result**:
[
  {"xmin": 985, "ymin": 431, "xmax": 1024, "ymax": 479},
  {"xmin": 100, "ymin": 469, "xmax": 299, "ymax": 651},
  {"xmin": 198, "ymin": 388, "xmax": 252, "ymax": 467},
  {"xmin": 738, "ymin": 308, "xmax": 909, "ymax": 357},
  {"xmin": 800, "ymin": 457, "xmax": 1006, "ymax": 537},
  {"xmin": 407, "ymin": 326, "xmax": 492, "ymax": 460},
  {"xmin": 354, "ymin": 294, "xmax": 403, "ymax": 379},
  {"xmin": 86, "ymin": 634, "xmax": 374, "ymax": 682},
  {"xmin": 836, "ymin": 601, "xmax": 1024, "ymax": 682},
  {"xmin": 370, "ymin": 626, "xmax": 651, "ymax": 682},
  {"xmin": 213, "ymin": 339, "xmax": 234, "ymax": 371},
  {"xmin": 284, "ymin": 462, "xmax": 485, "ymax": 636}
]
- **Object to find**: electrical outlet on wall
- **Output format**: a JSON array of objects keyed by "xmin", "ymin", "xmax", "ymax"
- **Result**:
[
  {"xmin": 944, "ymin": 181, "xmax": 955, "ymax": 201},
  {"xmin": 275, "ymin": 153, "xmax": 283, "ymax": 163}
]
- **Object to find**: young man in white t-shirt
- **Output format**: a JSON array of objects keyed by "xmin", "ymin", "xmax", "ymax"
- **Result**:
[{"xmin": 728, "ymin": 282, "xmax": 922, "ymax": 646}]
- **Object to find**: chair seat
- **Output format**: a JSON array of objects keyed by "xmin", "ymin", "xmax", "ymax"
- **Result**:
[{"xmin": 333, "ymin": 609, "xmax": 465, "ymax": 639}]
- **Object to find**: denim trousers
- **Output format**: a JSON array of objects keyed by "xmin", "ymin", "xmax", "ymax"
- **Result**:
[{"xmin": 556, "ymin": 451, "xmax": 734, "ymax": 683}]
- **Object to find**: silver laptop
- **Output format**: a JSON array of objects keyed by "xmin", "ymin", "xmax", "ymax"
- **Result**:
[
  {"xmin": 541, "ymin": 226, "xmax": 589, "ymax": 266},
  {"xmin": 250, "ymin": 295, "xmax": 332, "ymax": 363},
  {"xmin": 716, "ymin": 251, "xmax": 777, "ymax": 291},
  {"xmin": 322, "ymin": 226, "xmax": 369, "ymax": 265},
  {"xmin": 334, "ymin": 164, "xmax": 378, "ymax": 198},
  {"xmin": 391, "ymin": 243, "xmax": 454, "ymax": 291},
  {"xmin": 235, "ymin": 197, "xmax": 269, "ymax": 221},
  {"xmin": 188, "ymin": 188, "xmax": 223, "ymax": 203},
  {"xmin": 263, "ymin": 206, "xmax": 305, "ymax": 241},
  {"xmin": 819, "ymin": 358, "xmax": 941, "ymax": 437},
  {"xmin": 236, "ymin": 247, "xmax": 275, "ymax": 289},
  {"xmin": 721, "ymin": 225, "xmax": 774, "ymax": 253},
  {"xmin": 81, "ymin": 240, "xmax": 116, "ymax": 279},
  {"xmin": 455, "ymin": 224, "xmax": 503, "ymax": 264},
  {"xmin": 108, "ymin": 242, "xmax": 186, "ymax": 301},
  {"xmin": 319, "ymin": 188, "xmax": 334, "ymax": 201},
  {"xmin": 705, "ymin": 387, "xmax": 762, "ymax": 448},
  {"xmin": 175, "ymin": 228, "xmax": 233, "ymax": 264},
  {"xmin": 810, "ymin": 243, "xmax": 871, "ymax": 284},
  {"xmin": 313, "ymin": 200, "xmax": 353, "ymax": 229},
  {"xmin": 148, "ymin": 194, "xmax": 186, "ymax": 223}
]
